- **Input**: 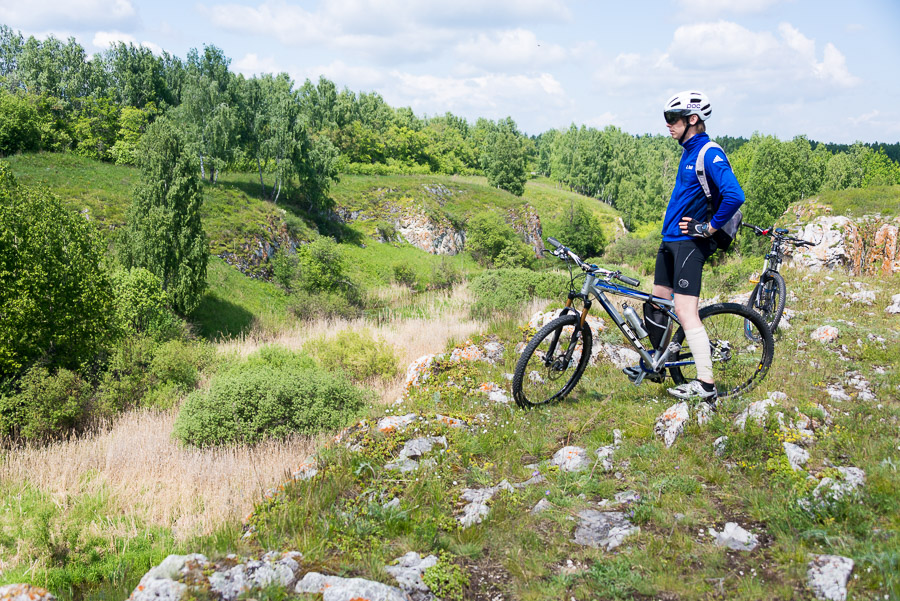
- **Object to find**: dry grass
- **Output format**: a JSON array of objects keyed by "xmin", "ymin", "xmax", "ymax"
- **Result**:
[
  {"xmin": 0, "ymin": 409, "xmax": 319, "ymax": 540},
  {"xmin": 0, "ymin": 284, "xmax": 550, "ymax": 547},
  {"xmin": 215, "ymin": 284, "xmax": 491, "ymax": 403}
]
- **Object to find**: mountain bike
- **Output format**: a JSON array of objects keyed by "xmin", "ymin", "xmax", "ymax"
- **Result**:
[
  {"xmin": 741, "ymin": 223, "xmax": 816, "ymax": 340},
  {"xmin": 511, "ymin": 237, "xmax": 775, "ymax": 408}
]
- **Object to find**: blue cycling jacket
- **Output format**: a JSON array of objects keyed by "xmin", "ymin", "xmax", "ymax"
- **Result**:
[{"xmin": 662, "ymin": 132, "xmax": 745, "ymax": 242}]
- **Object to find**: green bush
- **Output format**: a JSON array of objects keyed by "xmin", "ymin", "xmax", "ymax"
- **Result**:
[
  {"xmin": 149, "ymin": 339, "xmax": 208, "ymax": 391},
  {"xmin": 469, "ymin": 269, "xmax": 570, "ymax": 317},
  {"xmin": 96, "ymin": 336, "xmax": 157, "ymax": 415},
  {"xmin": 0, "ymin": 367, "xmax": 92, "ymax": 440},
  {"xmin": 173, "ymin": 364, "xmax": 370, "ymax": 446},
  {"xmin": 548, "ymin": 202, "xmax": 607, "ymax": 259},
  {"xmin": 242, "ymin": 345, "xmax": 317, "ymax": 371},
  {"xmin": 465, "ymin": 211, "xmax": 533, "ymax": 269},
  {"xmin": 288, "ymin": 290, "xmax": 365, "ymax": 321},
  {"xmin": 111, "ymin": 267, "xmax": 180, "ymax": 338},
  {"xmin": 0, "ymin": 164, "xmax": 115, "ymax": 377},
  {"xmin": 309, "ymin": 329, "xmax": 399, "ymax": 382},
  {"xmin": 603, "ymin": 234, "xmax": 659, "ymax": 273},
  {"xmin": 393, "ymin": 263, "xmax": 419, "ymax": 290},
  {"xmin": 0, "ymin": 90, "xmax": 42, "ymax": 155},
  {"xmin": 429, "ymin": 259, "xmax": 462, "ymax": 291}
]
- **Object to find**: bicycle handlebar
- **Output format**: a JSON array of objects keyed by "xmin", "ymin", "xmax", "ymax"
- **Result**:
[
  {"xmin": 546, "ymin": 237, "xmax": 641, "ymax": 287},
  {"xmin": 741, "ymin": 223, "xmax": 816, "ymax": 247}
]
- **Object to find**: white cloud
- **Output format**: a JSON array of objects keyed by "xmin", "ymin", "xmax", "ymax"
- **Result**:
[
  {"xmin": 669, "ymin": 21, "xmax": 780, "ymax": 68},
  {"xmin": 232, "ymin": 53, "xmax": 285, "ymax": 77},
  {"xmin": 92, "ymin": 31, "xmax": 137, "ymax": 48},
  {"xmin": 676, "ymin": 0, "xmax": 790, "ymax": 17},
  {"xmin": 202, "ymin": 0, "xmax": 571, "ymax": 62},
  {"xmin": 0, "ymin": 0, "xmax": 137, "ymax": 30},
  {"xmin": 384, "ymin": 70, "xmax": 569, "ymax": 122},
  {"xmin": 455, "ymin": 29, "xmax": 567, "ymax": 70}
]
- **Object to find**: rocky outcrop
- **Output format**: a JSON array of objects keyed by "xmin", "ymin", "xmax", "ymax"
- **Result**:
[
  {"xmin": 335, "ymin": 185, "xmax": 545, "ymax": 256},
  {"xmin": 217, "ymin": 212, "xmax": 306, "ymax": 277},
  {"xmin": 785, "ymin": 203, "xmax": 900, "ymax": 275}
]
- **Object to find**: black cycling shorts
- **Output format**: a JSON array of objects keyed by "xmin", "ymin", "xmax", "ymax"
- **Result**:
[{"xmin": 654, "ymin": 239, "xmax": 716, "ymax": 297}]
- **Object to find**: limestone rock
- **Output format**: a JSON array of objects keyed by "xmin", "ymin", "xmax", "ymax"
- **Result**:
[
  {"xmin": 532, "ymin": 498, "xmax": 552, "ymax": 514},
  {"xmin": 800, "ymin": 467, "xmax": 865, "ymax": 512},
  {"xmin": 377, "ymin": 413, "xmax": 418, "ymax": 433},
  {"xmin": 713, "ymin": 436, "xmax": 728, "ymax": 457},
  {"xmin": 783, "ymin": 442, "xmax": 810, "ymax": 471},
  {"xmin": 598, "ymin": 343, "xmax": 641, "ymax": 370},
  {"xmin": 709, "ymin": 522, "xmax": 759, "ymax": 551},
  {"xmin": 209, "ymin": 556, "xmax": 299, "ymax": 601},
  {"xmin": 655, "ymin": 402, "xmax": 689, "ymax": 448},
  {"xmin": 385, "ymin": 552, "xmax": 438, "ymax": 601},
  {"xmin": 457, "ymin": 480, "xmax": 515, "ymax": 527},
  {"xmin": 734, "ymin": 398, "xmax": 777, "ymax": 430},
  {"xmin": 550, "ymin": 446, "xmax": 592, "ymax": 472},
  {"xmin": 572, "ymin": 510, "xmax": 640, "ymax": 551},
  {"xmin": 0, "ymin": 584, "xmax": 57, "ymax": 601},
  {"xmin": 595, "ymin": 429, "xmax": 623, "ymax": 472},
  {"xmin": 404, "ymin": 355, "xmax": 436, "ymax": 389},
  {"xmin": 295, "ymin": 572, "xmax": 409, "ymax": 601},
  {"xmin": 478, "ymin": 382, "xmax": 510, "ymax": 404},
  {"xmin": 807, "ymin": 555, "xmax": 854, "ymax": 601},
  {"xmin": 886, "ymin": 293, "xmax": 900, "ymax": 314},
  {"xmin": 811, "ymin": 326, "xmax": 840, "ymax": 343}
]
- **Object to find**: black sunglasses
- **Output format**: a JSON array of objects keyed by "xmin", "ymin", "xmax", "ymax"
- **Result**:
[{"xmin": 664, "ymin": 111, "xmax": 687, "ymax": 125}]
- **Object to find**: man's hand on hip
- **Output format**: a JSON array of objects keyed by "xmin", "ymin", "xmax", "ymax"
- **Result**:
[{"xmin": 679, "ymin": 217, "xmax": 717, "ymax": 238}]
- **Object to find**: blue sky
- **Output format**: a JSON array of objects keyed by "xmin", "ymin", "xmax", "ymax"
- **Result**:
[{"xmin": 3, "ymin": 0, "xmax": 899, "ymax": 143}]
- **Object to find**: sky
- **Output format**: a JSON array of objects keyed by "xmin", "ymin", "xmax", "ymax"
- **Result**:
[{"xmin": 2, "ymin": 0, "xmax": 899, "ymax": 144}]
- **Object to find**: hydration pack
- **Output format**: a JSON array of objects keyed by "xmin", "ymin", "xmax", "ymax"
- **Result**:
[{"xmin": 696, "ymin": 141, "xmax": 742, "ymax": 252}]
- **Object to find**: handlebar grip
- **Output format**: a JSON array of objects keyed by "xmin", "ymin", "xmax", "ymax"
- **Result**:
[
  {"xmin": 617, "ymin": 274, "xmax": 640, "ymax": 287},
  {"xmin": 546, "ymin": 237, "xmax": 562, "ymax": 249}
]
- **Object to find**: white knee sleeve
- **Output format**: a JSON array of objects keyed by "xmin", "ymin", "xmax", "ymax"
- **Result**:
[{"xmin": 684, "ymin": 326, "xmax": 713, "ymax": 382}]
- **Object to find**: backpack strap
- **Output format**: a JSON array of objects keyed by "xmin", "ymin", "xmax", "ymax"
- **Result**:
[{"xmin": 695, "ymin": 141, "xmax": 727, "ymax": 220}]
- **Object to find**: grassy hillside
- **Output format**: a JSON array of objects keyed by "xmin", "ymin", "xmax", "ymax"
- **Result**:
[
  {"xmin": 4, "ymin": 153, "xmax": 624, "ymax": 339},
  {"xmin": 1, "ymin": 166, "xmax": 898, "ymax": 600}
]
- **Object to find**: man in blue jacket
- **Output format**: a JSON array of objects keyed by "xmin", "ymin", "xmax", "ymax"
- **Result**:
[{"xmin": 652, "ymin": 90, "xmax": 745, "ymax": 403}]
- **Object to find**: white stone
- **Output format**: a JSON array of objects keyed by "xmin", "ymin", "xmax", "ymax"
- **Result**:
[
  {"xmin": 800, "ymin": 467, "xmax": 866, "ymax": 511},
  {"xmin": 713, "ymin": 436, "xmax": 728, "ymax": 457},
  {"xmin": 551, "ymin": 446, "xmax": 592, "ymax": 472},
  {"xmin": 295, "ymin": 572, "xmax": 408, "ymax": 601},
  {"xmin": 655, "ymin": 402, "xmax": 689, "ymax": 448},
  {"xmin": 398, "ymin": 436, "xmax": 447, "ymax": 460},
  {"xmin": 886, "ymin": 293, "xmax": 900, "ymax": 314},
  {"xmin": 709, "ymin": 522, "xmax": 759, "ymax": 551},
  {"xmin": 572, "ymin": 511, "xmax": 640, "ymax": 551},
  {"xmin": 482, "ymin": 341, "xmax": 505, "ymax": 364},
  {"xmin": 784, "ymin": 442, "xmax": 810, "ymax": 471},
  {"xmin": 807, "ymin": 555, "xmax": 854, "ymax": 601},
  {"xmin": 532, "ymin": 498, "xmax": 552, "ymax": 514},
  {"xmin": 595, "ymin": 429, "xmax": 622, "ymax": 472},
  {"xmin": 0, "ymin": 585, "xmax": 57, "ymax": 601},
  {"xmin": 128, "ymin": 577, "xmax": 188, "ymax": 601},
  {"xmin": 599, "ymin": 343, "xmax": 641, "ymax": 370},
  {"xmin": 377, "ymin": 413, "xmax": 418, "ymax": 433},
  {"xmin": 811, "ymin": 326, "xmax": 840, "ymax": 343},
  {"xmin": 385, "ymin": 552, "xmax": 438, "ymax": 597},
  {"xmin": 734, "ymin": 398, "xmax": 777, "ymax": 430},
  {"xmin": 825, "ymin": 384, "xmax": 851, "ymax": 402},
  {"xmin": 695, "ymin": 401, "xmax": 714, "ymax": 426}
]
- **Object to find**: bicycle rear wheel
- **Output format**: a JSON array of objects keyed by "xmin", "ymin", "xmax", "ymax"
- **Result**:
[
  {"xmin": 746, "ymin": 272, "xmax": 786, "ymax": 337},
  {"xmin": 669, "ymin": 302, "xmax": 774, "ymax": 399},
  {"xmin": 512, "ymin": 314, "xmax": 593, "ymax": 408}
]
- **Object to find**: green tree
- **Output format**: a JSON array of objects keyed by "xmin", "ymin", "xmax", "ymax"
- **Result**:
[
  {"xmin": 551, "ymin": 202, "xmax": 607, "ymax": 258},
  {"xmin": 121, "ymin": 118, "xmax": 209, "ymax": 314},
  {"xmin": 480, "ymin": 117, "xmax": 528, "ymax": 196},
  {"xmin": 0, "ymin": 164, "xmax": 114, "ymax": 377},
  {"xmin": 465, "ymin": 211, "xmax": 533, "ymax": 268},
  {"xmin": 0, "ymin": 89, "xmax": 41, "ymax": 154}
]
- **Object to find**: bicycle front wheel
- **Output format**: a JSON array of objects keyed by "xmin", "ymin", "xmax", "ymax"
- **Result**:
[
  {"xmin": 746, "ymin": 272, "xmax": 786, "ymax": 337},
  {"xmin": 669, "ymin": 303, "xmax": 774, "ymax": 399},
  {"xmin": 512, "ymin": 314, "xmax": 593, "ymax": 408}
]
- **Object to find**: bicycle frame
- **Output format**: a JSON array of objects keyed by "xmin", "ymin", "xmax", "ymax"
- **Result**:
[{"xmin": 567, "ymin": 273, "xmax": 692, "ymax": 385}]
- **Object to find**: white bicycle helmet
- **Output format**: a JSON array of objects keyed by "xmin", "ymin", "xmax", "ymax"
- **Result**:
[{"xmin": 664, "ymin": 90, "xmax": 712, "ymax": 122}]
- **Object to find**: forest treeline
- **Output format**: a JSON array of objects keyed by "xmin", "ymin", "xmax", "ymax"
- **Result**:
[{"xmin": 1, "ymin": 23, "xmax": 899, "ymax": 231}]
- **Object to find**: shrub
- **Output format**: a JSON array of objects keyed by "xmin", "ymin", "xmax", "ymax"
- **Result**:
[
  {"xmin": 149, "ymin": 339, "xmax": 207, "ymax": 391},
  {"xmin": 309, "ymin": 330, "xmax": 399, "ymax": 382},
  {"xmin": 430, "ymin": 259, "xmax": 462, "ymax": 291},
  {"xmin": 173, "ymin": 364, "xmax": 370, "ymax": 446},
  {"xmin": 288, "ymin": 290, "xmax": 365, "ymax": 321},
  {"xmin": 393, "ymin": 263, "xmax": 418, "ymax": 290},
  {"xmin": 242, "ymin": 345, "xmax": 317, "ymax": 371},
  {"xmin": 111, "ymin": 267, "xmax": 180, "ymax": 339},
  {"xmin": 95, "ymin": 336, "xmax": 157, "ymax": 415},
  {"xmin": 465, "ymin": 211, "xmax": 533, "ymax": 268},
  {"xmin": 0, "ymin": 164, "xmax": 115, "ymax": 378},
  {"xmin": 549, "ymin": 202, "xmax": 607, "ymax": 259},
  {"xmin": 603, "ymin": 234, "xmax": 659, "ymax": 274},
  {"xmin": 0, "ymin": 367, "xmax": 92, "ymax": 440},
  {"xmin": 469, "ymin": 269, "xmax": 570, "ymax": 317},
  {"xmin": 0, "ymin": 90, "xmax": 42, "ymax": 155}
]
